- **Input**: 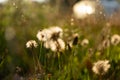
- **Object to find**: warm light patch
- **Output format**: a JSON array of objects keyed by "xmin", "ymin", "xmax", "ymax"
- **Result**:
[{"xmin": 73, "ymin": 1, "xmax": 95, "ymax": 19}]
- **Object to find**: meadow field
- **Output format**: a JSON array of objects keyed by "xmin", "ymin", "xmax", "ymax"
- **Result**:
[{"xmin": 0, "ymin": 0, "xmax": 120, "ymax": 80}]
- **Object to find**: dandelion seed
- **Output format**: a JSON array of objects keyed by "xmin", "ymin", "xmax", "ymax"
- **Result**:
[
  {"xmin": 92, "ymin": 60, "xmax": 110, "ymax": 75},
  {"xmin": 111, "ymin": 34, "xmax": 120, "ymax": 46},
  {"xmin": 81, "ymin": 39, "xmax": 89, "ymax": 46},
  {"xmin": 26, "ymin": 40, "xmax": 38, "ymax": 48}
]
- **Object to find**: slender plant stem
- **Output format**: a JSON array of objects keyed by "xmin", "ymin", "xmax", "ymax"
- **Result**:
[
  {"xmin": 58, "ymin": 52, "xmax": 61, "ymax": 70},
  {"xmin": 39, "ymin": 42, "xmax": 42, "ymax": 60},
  {"xmin": 34, "ymin": 50, "xmax": 42, "ymax": 73},
  {"xmin": 99, "ymin": 75, "xmax": 102, "ymax": 80},
  {"xmin": 31, "ymin": 49, "xmax": 36, "ymax": 74},
  {"xmin": 107, "ymin": 46, "xmax": 110, "ymax": 58}
]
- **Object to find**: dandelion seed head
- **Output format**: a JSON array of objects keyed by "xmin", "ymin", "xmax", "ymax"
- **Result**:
[
  {"xmin": 36, "ymin": 31, "xmax": 45, "ymax": 41},
  {"xmin": 57, "ymin": 38, "xmax": 65, "ymax": 51},
  {"xmin": 50, "ymin": 26, "xmax": 63, "ymax": 33},
  {"xmin": 111, "ymin": 34, "xmax": 120, "ymax": 46},
  {"xmin": 44, "ymin": 40, "xmax": 50, "ymax": 49},
  {"xmin": 36, "ymin": 29, "xmax": 52, "ymax": 42},
  {"xmin": 92, "ymin": 60, "xmax": 110, "ymax": 75},
  {"xmin": 37, "ymin": 27, "xmax": 63, "ymax": 42},
  {"xmin": 81, "ymin": 39, "xmax": 89, "ymax": 46},
  {"xmin": 49, "ymin": 26, "xmax": 63, "ymax": 38},
  {"xmin": 44, "ymin": 39, "xmax": 65, "ymax": 52},
  {"xmin": 49, "ymin": 40, "xmax": 57, "ymax": 52},
  {"xmin": 37, "ymin": 27, "xmax": 65, "ymax": 52},
  {"xmin": 44, "ymin": 40, "xmax": 57, "ymax": 52},
  {"xmin": 26, "ymin": 40, "xmax": 38, "ymax": 48}
]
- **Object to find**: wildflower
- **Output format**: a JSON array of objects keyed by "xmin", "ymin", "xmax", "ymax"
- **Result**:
[
  {"xmin": 36, "ymin": 29, "xmax": 52, "ymax": 42},
  {"xmin": 50, "ymin": 42, "xmax": 57, "ymax": 52},
  {"xmin": 49, "ymin": 26, "xmax": 63, "ymax": 36},
  {"xmin": 37, "ymin": 26, "xmax": 64, "ymax": 52},
  {"xmin": 92, "ymin": 60, "xmax": 110, "ymax": 75},
  {"xmin": 81, "ymin": 39, "xmax": 89, "ymax": 46},
  {"xmin": 57, "ymin": 38, "xmax": 65, "ymax": 51},
  {"xmin": 44, "ymin": 40, "xmax": 57, "ymax": 52},
  {"xmin": 36, "ymin": 26, "xmax": 63, "ymax": 41},
  {"xmin": 44, "ymin": 38, "xmax": 65, "ymax": 52},
  {"xmin": 111, "ymin": 34, "xmax": 120, "ymax": 46},
  {"xmin": 26, "ymin": 40, "xmax": 38, "ymax": 48},
  {"xmin": 49, "ymin": 26, "xmax": 63, "ymax": 40},
  {"xmin": 43, "ymin": 40, "xmax": 51, "ymax": 49}
]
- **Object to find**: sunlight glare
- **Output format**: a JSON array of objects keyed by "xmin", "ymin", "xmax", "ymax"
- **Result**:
[
  {"xmin": 73, "ymin": 1, "xmax": 95, "ymax": 19},
  {"xmin": 0, "ymin": 0, "xmax": 7, "ymax": 3}
]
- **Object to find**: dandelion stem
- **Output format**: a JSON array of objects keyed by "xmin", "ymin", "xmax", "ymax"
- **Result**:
[
  {"xmin": 34, "ymin": 50, "xmax": 42, "ymax": 73},
  {"xmin": 58, "ymin": 52, "xmax": 61, "ymax": 70},
  {"xmin": 99, "ymin": 74, "xmax": 102, "ymax": 80},
  {"xmin": 31, "ymin": 49, "xmax": 36, "ymax": 74},
  {"xmin": 39, "ymin": 42, "xmax": 42, "ymax": 60}
]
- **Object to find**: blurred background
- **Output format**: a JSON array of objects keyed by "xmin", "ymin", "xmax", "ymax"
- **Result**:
[{"xmin": 0, "ymin": 0, "xmax": 120, "ymax": 80}]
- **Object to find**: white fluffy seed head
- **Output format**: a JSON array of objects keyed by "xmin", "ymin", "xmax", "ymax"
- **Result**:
[
  {"xmin": 92, "ymin": 60, "xmax": 110, "ymax": 75},
  {"xmin": 49, "ymin": 40, "xmax": 57, "ymax": 52},
  {"xmin": 36, "ymin": 29, "xmax": 52, "ymax": 42},
  {"xmin": 44, "ymin": 38, "xmax": 65, "ymax": 52},
  {"xmin": 37, "ymin": 26, "xmax": 63, "ymax": 42},
  {"xmin": 111, "ymin": 34, "xmax": 120, "ymax": 46},
  {"xmin": 26, "ymin": 40, "xmax": 38, "ymax": 48},
  {"xmin": 44, "ymin": 40, "xmax": 57, "ymax": 52},
  {"xmin": 81, "ymin": 39, "xmax": 89, "ymax": 46},
  {"xmin": 49, "ymin": 26, "xmax": 63, "ymax": 38},
  {"xmin": 37, "ymin": 26, "xmax": 64, "ymax": 52},
  {"xmin": 57, "ymin": 38, "xmax": 65, "ymax": 51}
]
